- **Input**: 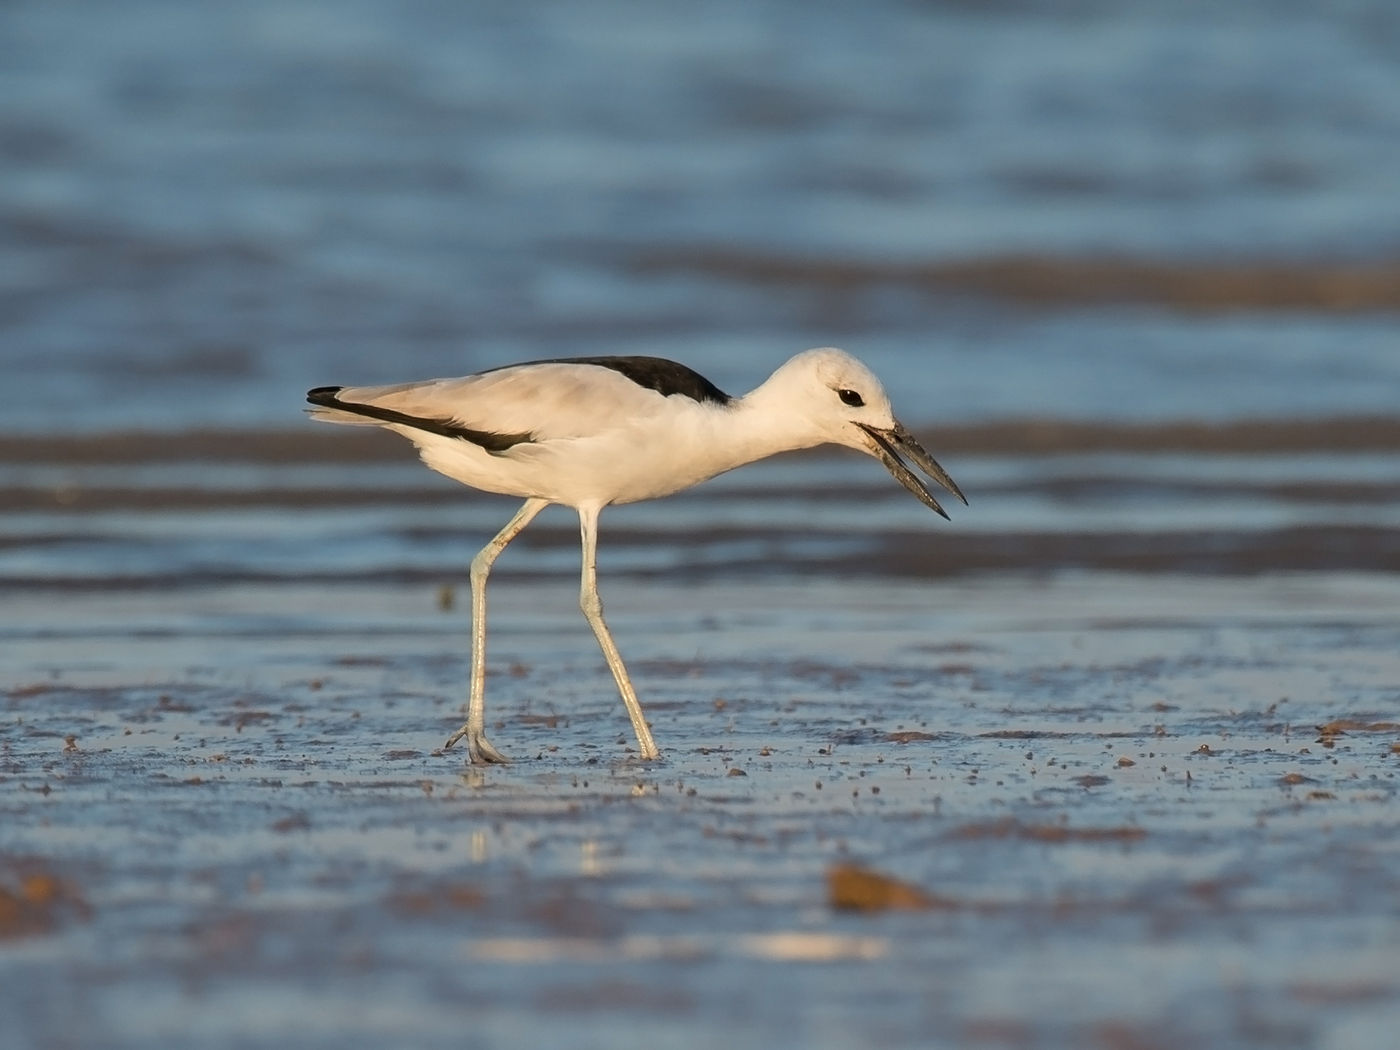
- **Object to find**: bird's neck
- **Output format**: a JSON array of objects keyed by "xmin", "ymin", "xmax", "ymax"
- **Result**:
[{"xmin": 701, "ymin": 385, "xmax": 827, "ymax": 474}]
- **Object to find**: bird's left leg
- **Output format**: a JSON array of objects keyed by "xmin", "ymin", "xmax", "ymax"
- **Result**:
[
  {"xmin": 577, "ymin": 506, "xmax": 661, "ymax": 760},
  {"xmin": 444, "ymin": 497, "xmax": 549, "ymax": 763}
]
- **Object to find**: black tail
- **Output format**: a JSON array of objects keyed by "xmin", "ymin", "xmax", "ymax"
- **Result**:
[
  {"xmin": 304, "ymin": 385, "xmax": 531, "ymax": 452},
  {"xmin": 306, "ymin": 386, "xmax": 345, "ymax": 406}
]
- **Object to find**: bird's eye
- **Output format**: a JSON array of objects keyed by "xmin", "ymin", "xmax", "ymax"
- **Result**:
[{"xmin": 837, "ymin": 388, "xmax": 865, "ymax": 408}]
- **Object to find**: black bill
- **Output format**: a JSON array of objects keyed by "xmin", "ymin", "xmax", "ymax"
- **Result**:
[{"xmin": 857, "ymin": 422, "xmax": 967, "ymax": 520}]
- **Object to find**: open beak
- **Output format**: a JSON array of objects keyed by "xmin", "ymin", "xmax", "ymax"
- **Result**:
[{"xmin": 856, "ymin": 422, "xmax": 967, "ymax": 520}]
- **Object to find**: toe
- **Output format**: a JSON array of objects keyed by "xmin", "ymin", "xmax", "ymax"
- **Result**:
[{"xmin": 469, "ymin": 734, "xmax": 510, "ymax": 765}]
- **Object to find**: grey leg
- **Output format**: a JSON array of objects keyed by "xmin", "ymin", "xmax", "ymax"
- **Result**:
[
  {"xmin": 577, "ymin": 505, "xmax": 661, "ymax": 760},
  {"xmin": 444, "ymin": 498, "xmax": 549, "ymax": 763}
]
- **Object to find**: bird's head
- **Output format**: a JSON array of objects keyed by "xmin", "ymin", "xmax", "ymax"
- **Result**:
[{"xmin": 772, "ymin": 347, "xmax": 967, "ymax": 520}]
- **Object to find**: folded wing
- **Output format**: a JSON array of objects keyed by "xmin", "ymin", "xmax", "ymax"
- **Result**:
[{"xmin": 306, "ymin": 360, "xmax": 696, "ymax": 453}]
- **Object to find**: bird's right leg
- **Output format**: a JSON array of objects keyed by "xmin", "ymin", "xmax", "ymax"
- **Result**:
[
  {"xmin": 577, "ymin": 505, "xmax": 661, "ymax": 761},
  {"xmin": 444, "ymin": 498, "xmax": 549, "ymax": 763}
]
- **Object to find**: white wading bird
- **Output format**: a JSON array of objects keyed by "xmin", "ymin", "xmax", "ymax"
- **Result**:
[{"xmin": 306, "ymin": 348, "xmax": 965, "ymax": 764}]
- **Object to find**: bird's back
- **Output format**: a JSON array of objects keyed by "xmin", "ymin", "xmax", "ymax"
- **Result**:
[{"xmin": 307, "ymin": 357, "xmax": 744, "ymax": 506}]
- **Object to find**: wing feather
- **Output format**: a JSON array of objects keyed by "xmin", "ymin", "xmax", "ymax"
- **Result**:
[{"xmin": 308, "ymin": 361, "xmax": 683, "ymax": 447}]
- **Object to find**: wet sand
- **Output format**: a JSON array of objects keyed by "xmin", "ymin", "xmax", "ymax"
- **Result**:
[{"xmin": 5, "ymin": 569, "xmax": 1400, "ymax": 1047}]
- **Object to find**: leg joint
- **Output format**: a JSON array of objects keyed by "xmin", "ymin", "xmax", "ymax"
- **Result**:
[
  {"xmin": 579, "ymin": 588, "xmax": 603, "ymax": 618},
  {"xmin": 469, "ymin": 550, "xmax": 494, "ymax": 583}
]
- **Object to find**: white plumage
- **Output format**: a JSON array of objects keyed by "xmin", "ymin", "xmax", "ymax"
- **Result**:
[{"xmin": 307, "ymin": 347, "xmax": 965, "ymax": 764}]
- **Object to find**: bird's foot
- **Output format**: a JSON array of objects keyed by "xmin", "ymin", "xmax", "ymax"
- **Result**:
[
  {"xmin": 443, "ymin": 723, "xmax": 510, "ymax": 764},
  {"xmin": 631, "ymin": 726, "xmax": 661, "ymax": 762}
]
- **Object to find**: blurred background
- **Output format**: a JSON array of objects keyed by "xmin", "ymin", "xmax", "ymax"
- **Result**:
[
  {"xmin": 4, "ymin": 0, "xmax": 1400, "ymax": 435},
  {"xmin": 5, "ymin": 4, "xmax": 1400, "ymax": 1048}
]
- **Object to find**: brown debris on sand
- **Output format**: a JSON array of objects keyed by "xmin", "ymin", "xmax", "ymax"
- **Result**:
[
  {"xmin": 386, "ymin": 884, "xmax": 486, "ymax": 917},
  {"xmin": 0, "ymin": 867, "xmax": 89, "ymax": 940},
  {"xmin": 827, "ymin": 863, "xmax": 950, "ymax": 912},
  {"xmin": 883, "ymin": 730, "xmax": 938, "ymax": 744},
  {"xmin": 1317, "ymin": 719, "xmax": 1400, "ymax": 735},
  {"xmin": 949, "ymin": 818, "xmax": 1146, "ymax": 843},
  {"xmin": 1317, "ymin": 719, "xmax": 1400, "ymax": 749}
]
